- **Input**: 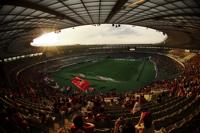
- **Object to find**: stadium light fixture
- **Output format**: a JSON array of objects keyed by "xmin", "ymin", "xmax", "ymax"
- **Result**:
[
  {"xmin": 185, "ymin": 49, "xmax": 190, "ymax": 53},
  {"xmin": 129, "ymin": 48, "xmax": 136, "ymax": 51},
  {"xmin": 4, "ymin": 59, "xmax": 8, "ymax": 62},
  {"xmin": 126, "ymin": 0, "xmax": 145, "ymax": 8}
]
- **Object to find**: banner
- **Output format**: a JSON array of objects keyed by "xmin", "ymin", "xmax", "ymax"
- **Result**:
[{"xmin": 71, "ymin": 76, "xmax": 90, "ymax": 91}]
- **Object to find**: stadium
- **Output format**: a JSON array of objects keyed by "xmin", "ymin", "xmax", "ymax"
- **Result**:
[{"xmin": 0, "ymin": 0, "xmax": 200, "ymax": 133}]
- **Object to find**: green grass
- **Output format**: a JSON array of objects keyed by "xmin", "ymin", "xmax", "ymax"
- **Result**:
[{"xmin": 51, "ymin": 58, "xmax": 156, "ymax": 93}]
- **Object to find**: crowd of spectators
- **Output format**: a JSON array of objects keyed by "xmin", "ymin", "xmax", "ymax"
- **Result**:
[
  {"xmin": 1, "ymin": 81, "xmax": 150, "ymax": 133},
  {"xmin": 150, "ymin": 54, "xmax": 183, "ymax": 80},
  {"xmin": 0, "ymin": 53, "xmax": 200, "ymax": 133},
  {"xmin": 140, "ymin": 54, "xmax": 200, "ymax": 97}
]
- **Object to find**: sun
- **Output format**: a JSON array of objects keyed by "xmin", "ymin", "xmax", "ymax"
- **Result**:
[{"xmin": 31, "ymin": 32, "xmax": 58, "ymax": 47}]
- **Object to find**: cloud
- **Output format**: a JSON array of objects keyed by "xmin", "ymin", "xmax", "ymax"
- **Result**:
[{"xmin": 31, "ymin": 24, "xmax": 167, "ymax": 46}]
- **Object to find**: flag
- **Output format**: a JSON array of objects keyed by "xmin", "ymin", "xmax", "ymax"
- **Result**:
[{"xmin": 71, "ymin": 76, "xmax": 90, "ymax": 91}]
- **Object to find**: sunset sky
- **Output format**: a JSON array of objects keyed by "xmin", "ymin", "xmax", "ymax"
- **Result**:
[{"xmin": 31, "ymin": 24, "xmax": 167, "ymax": 47}]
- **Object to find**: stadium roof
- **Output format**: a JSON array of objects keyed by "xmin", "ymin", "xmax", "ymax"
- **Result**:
[{"xmin": 0, "ymin": 0, "xmax": 200, "ymax": 55}]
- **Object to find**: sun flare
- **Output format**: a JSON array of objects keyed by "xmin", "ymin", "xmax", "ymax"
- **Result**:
[{"xmin": 31, "ymin": 32, "xmax": 59, "ymax": 47}]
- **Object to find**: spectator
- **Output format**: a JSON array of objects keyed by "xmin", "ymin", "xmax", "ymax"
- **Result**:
[
  {"xmin": 156, "ymin": 95, "xmax": 162, "ymax": 104},
  {"xmin": 71, "ymin": 115, "xmax": 85, "ymax": 133},
  {"xmin": 131, "ymin": 97, "xmax": 141, "ymax": 114},
  {"xmin": 114, "ymin": 116, "xmax": 135, "ymax": 133},
  {"xmin": 137, "ymin": 111, "xmax": 154, "ymax": 133}
]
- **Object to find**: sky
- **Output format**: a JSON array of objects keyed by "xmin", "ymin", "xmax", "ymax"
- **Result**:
[{"xmin": 31, "ymin": 24, "xmax": 167, "ymax": 47}]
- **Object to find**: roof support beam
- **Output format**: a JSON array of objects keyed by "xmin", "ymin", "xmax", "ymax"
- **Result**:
[
  {"xmin": 58, "ymin": 0, "xmax": 88, "ymax": 24},
  {"xmin": 0, "ymin": 28, "xmax": 38, "ymax": 51},
  {"xmin": 0, "ymin": 32, "xmax": 38, "ymax": 41},
  {"xmin": 0, "ymin": 17, "xmax": 57, "ymax": 26},
  {"xmin": 0, "ymin": 0, "xmax": 82, "ymax": 25},
  {"xmin": 104, "ymin": 0, "xmax": 128, "ymax": 23},
  {"xmin": 80, "ymin": 0, "xmax": 94, "ymax": 24},
  {"xmin": 99, "ymin": 0, "xmax": 102, "ymax": 24},
  {"xmin": 0, "ymin": 26, "xmax": 55, "ymax": 32},
  {"xmin": 128, "ymin": 13, "xmax": 200, "ymax": 24}
]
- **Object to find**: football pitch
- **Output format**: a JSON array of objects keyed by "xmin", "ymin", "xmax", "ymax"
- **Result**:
[{"xmin": 51, "ymin": 58, "xmax": 156, "ymax": 93}]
